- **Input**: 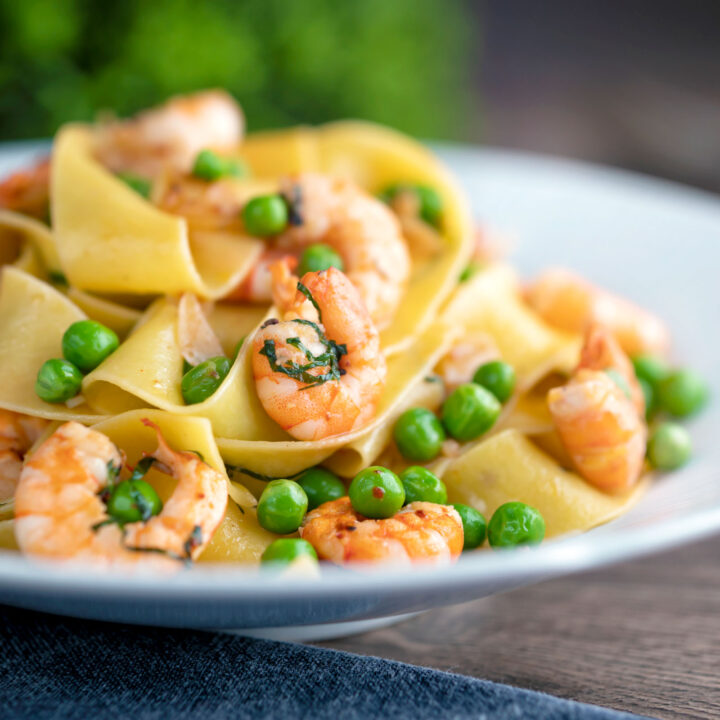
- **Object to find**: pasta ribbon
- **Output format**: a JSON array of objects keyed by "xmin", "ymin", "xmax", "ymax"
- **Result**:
[
  {"xmin": 0, "ymin": 267, "xmax": 104, "ymax": 422},
  {"xmin": 0, "ymin": 209, "xmax": 60, "ymax": 276},
  {"xmin": 442, "ymin": 429, "xmax": 648, "ymax": 538}
]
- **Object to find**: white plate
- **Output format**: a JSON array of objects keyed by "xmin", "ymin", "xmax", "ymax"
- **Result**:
[{"xmin": 0, "ymin": 141, "xmax": 718, "ymax": 635}]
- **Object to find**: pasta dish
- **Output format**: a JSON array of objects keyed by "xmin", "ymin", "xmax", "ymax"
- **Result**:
[{"xmin": 0, "ymin": 91, "xmax": 708, "ymax": 572}]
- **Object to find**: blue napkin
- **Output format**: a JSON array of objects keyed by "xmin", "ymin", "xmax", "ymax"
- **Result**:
[{"xmin": 0, "ymin": 605, "xmax": 654, "ymax": 720}]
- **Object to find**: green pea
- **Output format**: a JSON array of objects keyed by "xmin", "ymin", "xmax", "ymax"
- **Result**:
[
  {"xmin": 35, "ymin": 358, "xmax": 83, "ymax": 403},
  {"xmin": 604, "ymin": 368, "xmax": 632, "ymax": 400},
  {"xmin": 257, "ymin": 479, "xmax": 308, "ymax": 534},
  {"xmin": 261, "ymin": 538, "xmax": 318, "ymax": 566},
  {"xmin": 399, "ymin": 466, "xmax": 447, "ymax": 505},
  {"xmin": 648, "ymin": 422, "xmax": 692, "ymax": 470},
  {"xmin": 115, "ymin": 172, "xmax": 151, "ymax": 198},
  {"xmin": 242, "ymin": 194, "xmax": 288, "ymax": 236},
  {"xmin": 442, "ymin": 383, "xmax": 501, "ymax": 442},
  {"xmin": 192, "ymin": 149, "xmax": 226, "ymax": 181},
  {"xmin": 414, "ymin": 185, "xmax": 443, "ymax": 226},
  {"xmin": 452, "ymin": 503, "xmax": 487, "ymax": 550},
  {"xmin": 488, "ymin": 502, "xmax": 545, "ymax": 548},
  {"xmin": 632, "ymin": 354, "xmax": 670, "ymax": 388},
  {"xmin": 379, "ymin": 183, "xmax": 443, "ymax": 227},
  {"xmin": 106, "ymin": 479, "xmax": 162, "ymax": 524},
  {"xmin": 62, "ymin": 320, "xmax": 119, "ymax": 373},
  {"xmin": 297, "ymin": 244, "xmax": 344, "ymax": 277},
  {"xmin": 638, "ymin": 377, "xmax": 656, "ymax": 420},
  {"xmin": 192, "ymin": 149, "xmax": 249, "ymax": 181},
  {"xmin": 393, "ymin": 407, "xmax": 446, "ymax": 462},
  {"xmin": 296, "ymin": 467, "xmax": 346, "ymax": 511},
  {"xmin": 473, "ymin": 361, "xmax": 516, "ymax": 403},
  {"xmin": 657, "ymin": 369, "xmax": 709, "ymax": 417},
  {"xmin": 349, "ymin": 466, "xmax": 405, "ymax": 519},
  {"xmin": 181, "ymin": 356, "xmax": 230, "ymax": 405}
]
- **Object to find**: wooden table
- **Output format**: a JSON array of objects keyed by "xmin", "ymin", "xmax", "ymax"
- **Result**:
[{"xmin": 319, "ymin": 535, "xmax": 720, "ymax": 719}]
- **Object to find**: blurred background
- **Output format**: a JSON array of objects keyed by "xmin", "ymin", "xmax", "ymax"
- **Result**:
[{"xmin": 0, "ymin": 0, "xmax": 718, "ymax": 191}]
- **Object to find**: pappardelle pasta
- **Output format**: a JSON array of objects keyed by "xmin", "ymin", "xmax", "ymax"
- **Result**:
[{"xmin": 0, "ymin": 91, "xmax": 708, "ymax": 573}]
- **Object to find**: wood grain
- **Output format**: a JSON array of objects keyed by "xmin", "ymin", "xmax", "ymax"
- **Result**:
[{"xmin": 317, "ymin": 535, "xmax": 720, "ymax": 719}]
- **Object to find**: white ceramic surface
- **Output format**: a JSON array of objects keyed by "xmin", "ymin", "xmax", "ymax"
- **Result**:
[{"xmin": 0, "ymin": 141, "xmax": 718, "ymax": 633}]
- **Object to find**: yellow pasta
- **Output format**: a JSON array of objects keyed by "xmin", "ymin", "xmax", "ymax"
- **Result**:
[
  {"xmin": 0, "ymin": 520, "xmax": 17, "ymax": 551},
  {"xmin": 442, "ymin": 429, "xmax": 648, "ymax": 538},
  {"xmin": 66, "ymin": 289, "xmax": 142, "ymax": 338},
  {"xmin": 0, "ymin": 209, "xmax": 61, "ymax": 274},
  {"xmin": 0, "ymin": 267, "xmax": 104, "ymax": 422}
]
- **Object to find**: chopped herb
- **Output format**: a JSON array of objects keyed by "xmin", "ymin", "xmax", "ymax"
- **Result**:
[
  {"xmin": 128, "ymin": 456, "xmax": 155, "ymax": 483},
  {"xmin": 297, "ymin": 281, "xmax": 321, "ymax": 320},
  {"xmin": 115, "ymin": 172, "xmax": 151, "ymax": 199},
  {"xmin": 99, "ymin": 459, "xmax": 123, "ymax": 502},
  {"xmin": 189, "ymin": 449, "xmax": 205, "ymax": 462},
  {"xmin": 183, "ymin": 525, "xmax": 203, "ymax": 557},
  {"xmin": 226, "ymin": 465, "xmax": 304, "ymax": 482},
  {"xmin": 284, "ymin": 184, "xmax": 303, "ymax": 226},
  {"xmin": 48, "ymin": 270, "xmax": 68, "ymax": 287},
  {"xmin": 130, "ymin": 483, "xmax": 155, "ymax": 522},
  {"xmin": 122, "ymin": 544, "xmax": 189, "ymax": 566},
  {"xmin": 459, "ymin": 262, "xmax": 480, "ymax": 283},
  {"xmin": 259, "ymin": 317, "xmax": 346, "ymax": 390},
  {"xmin": 91, "ymin": 518, "xmax": 116, "ymax": 531}
]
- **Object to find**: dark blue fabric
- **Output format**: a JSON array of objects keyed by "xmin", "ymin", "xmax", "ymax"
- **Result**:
[{"xmin": 0, "ymin": 605, "xmax": 654, "ymax": 720}]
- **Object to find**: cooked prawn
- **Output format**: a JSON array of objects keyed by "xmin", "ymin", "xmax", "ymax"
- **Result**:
[
  {"xmin": 226, "ymin": 247, "xmax": 291, "ymax": 302},
  {"xmin": 300, "ymin": 497, "xmax": 463, "ymax": 566},
  {"xmin": 252, "ymin": 266, "xmax": 386, "ymax": 441},
  {"xmin": 577, "ymin": 325, "xmax": 645, "ymax": 416},
  {"xmin": 548, "ymin": 329, "xmax": 647, "ymax": 493},
  {"xmin": 526, "ymin": 268, "xmax": 670, "ymax": 356},
  {"xmin": 94, "ymin": 90, "xmax": 244, "ymax": 178},
  {"xmin": 273, "ymin": 173, "xmax": 411, "ymax": 329},
  {"xmin": 0, "ymin": 158, "xmax": 50, "ymax": 220},
  {"xmin": 14, "ymin": 420, "xmax": 227, "ymax": 568},
  {"xmin": 0, "ymin": 409, "xmax": 49, "ymax": 503},
  {"xmin": 436, "ymin": 331, "xmax": 500, "ymax": 392}
]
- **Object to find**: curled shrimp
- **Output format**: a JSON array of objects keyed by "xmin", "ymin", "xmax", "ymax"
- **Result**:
[
  {"xmin": 94, "ymin": 90, "xmax": 244, "ymax": 178},
  {"xmin": 274, "ymin": 173, "xmax": 411, "ymax": 330},
  {"xmin": 252, "ymin": 265, "xmax": 386, "ymax": 441},
  {"xmin": 0, "ymin": 158, "xmax": 50, "ymax": 220},
  {"xmin": 578, "ymin": 325, "xmax": 645, "ymax": 416},
  {"xmin": 14, "ymin": 420, "xmax": 227, "ymax": 569},
  {"xmin": 300, "ymin": 497, "xmax": 464, "ymax": 566},
  {"xmin": 436, "ymin": 331, "xmax": 500, "ymax": 392},
  {"xmin": 548, "ymin": 328, "xmax": 647, "ymax": 494},
  {"xmin": 0, "ymin": 409, "xmax": 49, "ymax": 504},
  {"xmin": 526, "ymin": 268, "xmax": 670, "ymax": 357}
]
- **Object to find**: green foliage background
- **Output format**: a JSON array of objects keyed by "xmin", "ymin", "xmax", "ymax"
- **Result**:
[{"xmin": 0, "ymin": 0, "xmax": 475, "ymax": 140}]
